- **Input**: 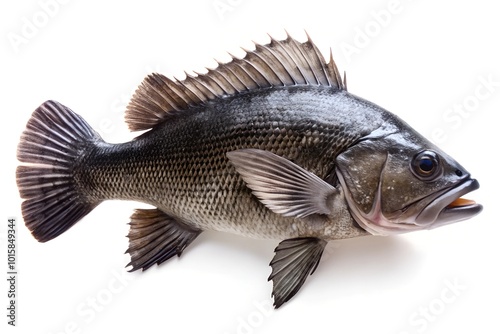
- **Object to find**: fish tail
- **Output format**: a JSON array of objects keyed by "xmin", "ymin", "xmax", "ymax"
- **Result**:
[{"xmin": 16, "ymin": 100, "xmax": 103, "ymax": 242}]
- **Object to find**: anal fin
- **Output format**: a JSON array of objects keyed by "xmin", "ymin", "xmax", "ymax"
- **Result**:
[
  {"xmin": 269, "ymin": 238, "xmax": 327, "ymax": 308},
  {"xmin": 126, "ymin": 209, "xmax": 202, "ymax": 271}
]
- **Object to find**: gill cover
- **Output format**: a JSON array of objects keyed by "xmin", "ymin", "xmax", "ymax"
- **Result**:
[{"xmin": 335, "ymin": 129, "xmax": 481, "ymax": 235}]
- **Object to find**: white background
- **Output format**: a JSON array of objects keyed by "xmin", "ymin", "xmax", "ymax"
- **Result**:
[{"xmin": 1, "ymin": 1, "xmax": 499, "ymax": 333}]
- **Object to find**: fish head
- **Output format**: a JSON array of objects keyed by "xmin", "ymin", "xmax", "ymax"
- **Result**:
[{"xmin": 335, "ymin": 125, "xmax": 482, "ymax": 236}]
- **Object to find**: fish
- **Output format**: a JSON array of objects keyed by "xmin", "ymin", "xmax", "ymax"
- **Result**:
[{"xmin": 16, "ymin": 33, "xmax": 482, "ymax": 308}]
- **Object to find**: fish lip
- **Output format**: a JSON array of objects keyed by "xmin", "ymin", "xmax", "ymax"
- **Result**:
[{"xmin": 415, "ymin": 178, "xmax": 482, "ymax": 228}]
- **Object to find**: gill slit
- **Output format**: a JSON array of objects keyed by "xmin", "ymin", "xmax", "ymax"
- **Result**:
[{"xmin": 364, "ymin": 153, "xmax": 387, "ymax": 224}]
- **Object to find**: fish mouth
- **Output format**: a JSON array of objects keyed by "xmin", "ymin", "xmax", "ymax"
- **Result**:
[{"xmin": 415, "ymin": 178, "xmax": 483, "ymax": 228}]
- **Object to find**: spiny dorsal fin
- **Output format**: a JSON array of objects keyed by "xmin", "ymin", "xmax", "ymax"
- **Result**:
[{"xmin": 125, "ymin": 33, "xmax": 346, "ymax": 131}]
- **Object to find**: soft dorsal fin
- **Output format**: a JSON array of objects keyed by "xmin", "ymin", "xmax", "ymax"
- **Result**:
[{"xmin": 125, "ymin": 33, "xmax": 346, "ymax": 131}]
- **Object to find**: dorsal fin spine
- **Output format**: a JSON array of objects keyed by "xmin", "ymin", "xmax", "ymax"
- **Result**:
[
  {"xmin": 242, "ymin": 51, "xmax": 280, "ymax": 87},
  {"xmin": 279, "ymin": 37, "xmax": 312, "ymax": 84},
  {"xmin": 230, "ymin": 58, "xmax": 259, "ymax": 90},
  {"xmin": 210, "ymin": 59, "xmax": 242, "ymax": 93},
  {"xmin": 125, "ymin": 34, "xmax": 346, "ymax": 131},
  {"xmin": 181, "ymin": 71, "xmax": 207, "ymax": 103},
  {"xmin": 305, "ymin": 33, "xmax": 331, "ymax": 86},
  {"xmin": 206, "ymin": 68, "xmax": 237, "ymax": 95},
  {"xmin": 241, "ymin": 58, "xmax": 272, "ymax": 88},
  {"xmin": 187, "ymin": 73, "xmax": 216, "ymax": 100},
  {"xmin": 257, "ymin": 43, "xmax": 297, "ymax": 85},
  {"xmin": 175, "ymin": 76, "xmax": 204, "ymax": 105},
  {"xmin": 305, "ymin": 31, "xmax": 329, "ymax": 85},
  {"xmin": 270, "ymin": 38, "xmax": 306, "ymax": 84},
  {"xmin": 162, "ymin": 75, "xmax": 192, "ymax": 107},
  {"xmin": 288, "ymin": 37, "xmax": 316, "ymax": 84},
  {"xmin": 205, "ymin": 71, "xmax": 231, "ymax": 95},
  {"xmin": 193, "ymin": 70, "xmax": 225, "ymax": 96},
  {"xmin": 328, "ymin": 48, "xmax": 343, "ymax": 90},
  {"xmin": 215, "ymin": 65, "xmax": 248, "ymax": 92}
]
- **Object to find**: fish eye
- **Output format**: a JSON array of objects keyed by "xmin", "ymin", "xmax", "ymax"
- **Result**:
[{"xmin": 411, "ymin": 150, "xmax": 442, "ymax": 181}]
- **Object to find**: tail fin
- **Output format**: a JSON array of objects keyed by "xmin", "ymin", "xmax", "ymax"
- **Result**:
[{"xmin": 17, "ymin": 100, "xmax": 102, "ymax": 242}]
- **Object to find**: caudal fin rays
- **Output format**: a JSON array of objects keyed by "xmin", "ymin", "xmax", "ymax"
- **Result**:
[{"xmin": 16, "ymin": 100, "xmax": 102, "ymax": 242}]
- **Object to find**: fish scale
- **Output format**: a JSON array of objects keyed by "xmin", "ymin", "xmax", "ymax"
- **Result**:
[
  {"xmin": 74, "ymin": 87, "xmax": 371, "ymax": 240},
  {"xmin": 16, "ymin": 34, "xmax": 481, "ymax": 308}
]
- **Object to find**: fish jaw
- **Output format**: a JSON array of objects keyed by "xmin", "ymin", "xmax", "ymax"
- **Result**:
[
  {"xmin": 337, "ymin": 166, "xmax": 482, "ymax": 236},
  {"xmin": 416, "ymin": 178, "xmax": 482, "ymax": 229}
]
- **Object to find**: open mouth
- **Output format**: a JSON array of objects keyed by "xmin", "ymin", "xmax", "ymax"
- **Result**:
[{"xmin": 416, "ymin": 179, "xmax": 483, "ymax": 228}]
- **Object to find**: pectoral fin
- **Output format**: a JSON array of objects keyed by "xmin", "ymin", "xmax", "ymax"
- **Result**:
[
  {"xmin": 125, "ymin": 209, "xmax": 202, "ymax": 271},
  {"xmin": 227, "ymin": 149, "xmax": 337, "ymax": 218},
  {"xmin": 269, "ymin": 238, "xmax": 327, "ymax": 308}
]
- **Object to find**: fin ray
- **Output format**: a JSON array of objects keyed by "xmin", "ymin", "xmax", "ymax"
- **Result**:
[
  {"xmin": 227, "ymin": 149, "xmax": 338, "ymax": 218},
  {"xmin": 126, "ymin": 209, "xmax": 202, "ymax": 271},
  {"xmin": 269, "ymin": 238, "xmax": 327, "ymax": 308},
  {"xmin": 17, "ymin": 100, "xmax": 102, "ymax": 242},
  {"xmin": 125, "ymin": 34, "xmax": 346, "ymax": 131}
]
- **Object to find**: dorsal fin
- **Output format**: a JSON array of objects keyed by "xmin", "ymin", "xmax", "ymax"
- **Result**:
[{"xmin": 125, "ymin": 33, "xmax": 346, "ymax": 131}]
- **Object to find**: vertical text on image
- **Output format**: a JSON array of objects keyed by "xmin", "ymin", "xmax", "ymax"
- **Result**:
[{"xmin": 6, "ymin": 217, "xmax": 17, "ymax": 326}]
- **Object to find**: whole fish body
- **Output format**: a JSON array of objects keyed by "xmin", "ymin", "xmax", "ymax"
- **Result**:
[{"xmin": 16, "ymin": 34, "xmax": 482, "ymax": 308}]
